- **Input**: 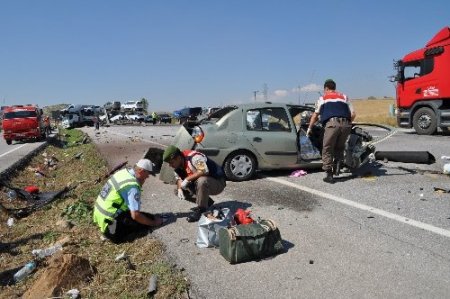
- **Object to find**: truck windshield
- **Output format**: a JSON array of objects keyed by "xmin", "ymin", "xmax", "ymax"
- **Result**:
[{"xmin": 4, "ymin": 111, "xmax": 37, "ymax": 119}]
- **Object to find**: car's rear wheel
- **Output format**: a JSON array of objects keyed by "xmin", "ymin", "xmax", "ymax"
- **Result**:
[
  {"xmin": 6, "ymin": 139, "xmax": 12, "ymax": 145},
  {"xmin": 223, "ymin": 150, "xmax": 256, "ymax": 181}
]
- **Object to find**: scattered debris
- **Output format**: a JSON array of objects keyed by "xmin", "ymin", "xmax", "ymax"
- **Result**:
[
  {"xmin": 66, "ymin": 289, "xmax": 80, "ymax": 299},
  {"xmin": 147, "ymin": 274, "xmax": 158, "ymax": 297},
  {"xmin": 444, "ymin": 163, "xmax": 450, "ymax": 175},
  {"xmin": 32, "ymin": 243, "xmax": 63, "ymax": 259},
  {"xmin": 115, "ymin": 251, "xmax": 135, "ymax": 270},
  {"xmin": 6, "ymin": 217, "xmax": 14, "ymax": 227},
  {"xmin": 434, "ymin": 187, "xmax": 450, "ymax": 194},
  {"xmin": 289, "ymin": 170, "xmax": 307, "ymax": 177},
  {"xmin": 13, "ymin": 261, "xmax": 37, "ymax": 283},
  {"xmin": 375, "ymin": 151, "xmax": 436, "ymax": 164}
]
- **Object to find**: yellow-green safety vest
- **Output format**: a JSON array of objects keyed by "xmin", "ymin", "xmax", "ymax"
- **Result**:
[{"xmin": 93, "ymin": 168, "xmax": 141, "ymax": 232}]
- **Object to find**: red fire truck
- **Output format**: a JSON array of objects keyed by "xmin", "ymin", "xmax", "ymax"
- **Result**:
[
  {"xmin": 392, "ymin": 26, "xmax": 450, "ymax": 135},
  {"xmin": 2, "ymin": 104, "xmax": 48, "ymax": 145}
]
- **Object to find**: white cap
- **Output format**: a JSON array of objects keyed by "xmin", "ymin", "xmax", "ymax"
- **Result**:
[{"xmin": 135, "ymin": 159, "xmax": 156, "ymax": 176}]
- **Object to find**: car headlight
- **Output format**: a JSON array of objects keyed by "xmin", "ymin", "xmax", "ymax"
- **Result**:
[{"xmin": 192, "ymin": 126, "xmax": 204, "ymax": 143}]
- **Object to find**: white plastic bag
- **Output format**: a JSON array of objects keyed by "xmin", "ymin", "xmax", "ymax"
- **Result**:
[{"xmin": 196, "ymin": 208, "xmax": 232, "ymax": 248}]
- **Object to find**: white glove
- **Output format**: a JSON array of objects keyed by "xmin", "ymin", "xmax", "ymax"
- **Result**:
[
  {"xmin": 180, "ymin": 178, "xmax": 190, "ymax": 190},
  {"xmin": 306, "ymin": 127, "xmax": 312, "ymax": 137},
  {"xmin": 177, "ymin": 189, "xmax": 185, "ymax": 200}
]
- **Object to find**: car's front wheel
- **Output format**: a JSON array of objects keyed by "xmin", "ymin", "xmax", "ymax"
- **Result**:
[{"xmin": 223, "ymin": 150, "xmax": 256, "ymax": 181}]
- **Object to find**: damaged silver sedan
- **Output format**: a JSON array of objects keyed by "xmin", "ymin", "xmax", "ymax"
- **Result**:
[{"xmin": 160, "ymin": 102, "xmax": 375, "ymax": 182}]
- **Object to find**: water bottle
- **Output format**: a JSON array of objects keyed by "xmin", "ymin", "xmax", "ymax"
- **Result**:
[
  {"xmin": 13, "ymin": 261, "xmax": 36, "ymax": 282},
  {"xmin": 7, "ymin": 189, "xmax": 17, "ymax": 201},
  {"xmin": 32, "ymin": 243, "xmax": 62, "ymax": 259}
]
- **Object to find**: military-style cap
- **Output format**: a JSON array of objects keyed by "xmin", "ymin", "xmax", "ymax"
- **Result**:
[{"xmin": 163, "ymin": 145, "xmax": 180, "ymax": 162}]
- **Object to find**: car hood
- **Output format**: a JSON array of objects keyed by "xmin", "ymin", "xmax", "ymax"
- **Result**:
[{"xmin": 159, "ymin": 125, "xmax": 195, "ymax": 184}]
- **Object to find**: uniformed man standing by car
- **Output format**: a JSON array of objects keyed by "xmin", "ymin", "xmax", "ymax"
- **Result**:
[
  {"xmin": 307, "ymin": 79, "xmax": 355, "ymax": 183},
  {"xmin": 163, "ymin": 145, "xmax": 226, "ymax": 222}
]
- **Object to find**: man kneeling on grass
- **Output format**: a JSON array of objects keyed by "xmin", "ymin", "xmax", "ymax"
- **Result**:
[{"xmin": 93, "ymin": 159, "xmax": 163, "ymax": 243}]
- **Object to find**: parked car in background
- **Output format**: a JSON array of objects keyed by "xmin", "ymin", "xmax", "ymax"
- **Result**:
[
  {"xmin": 121, "ymin": 100, "xmax": 144, "ymax": 112},
  {"xmin": 173, "ymin": 107, "xmax": 202, "ymax": 124},
  {"xmin": 158, "ymin": 113, "xmax": 172, "ymax": 124},
  {"xmin": 110, "ymin": 114, "xmax": 126, "ymax": 123},
  {"xmin": 160, "ymin": 102, "xmax": 376, "ymax": 182},
  {"xmin": 126, "ymin": 114, "xmax": 145, "ymax": 122}
]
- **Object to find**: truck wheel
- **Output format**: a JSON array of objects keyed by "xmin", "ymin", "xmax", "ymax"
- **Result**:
[
  {"xmin": 413, "ymin": 107, "xmax": 437, "ymax": 135},
  {"xmin": 223, "ymin": 150, "xmax": 256, "ymax": 181},
  {"xmin": 6, "ymin": 139, "xmax": 12, "ymax": 145}
]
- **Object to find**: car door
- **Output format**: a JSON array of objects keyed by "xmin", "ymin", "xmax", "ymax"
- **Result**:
[{"xmin": 244, "ymin": 107, "xmax": 297, "ymax": 167}]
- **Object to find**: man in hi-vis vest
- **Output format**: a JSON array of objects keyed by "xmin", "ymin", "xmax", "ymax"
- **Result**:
[
  {"xmin": 93, "ymin": 159, "xmax": 163, "ymax": 243},
  {"xmin": 163, "ymin": 145, "xmax": 226, "ymax": 222}
]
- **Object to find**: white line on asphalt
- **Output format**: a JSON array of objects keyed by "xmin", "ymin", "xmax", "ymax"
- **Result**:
[
  {"xmin": 268, "ymin": 177, "xmax": 450, "ymax": 238},
  {"xmin": 110, "ymin": 131, "xmax": 167, "ymax": 147},
  {"xmin": 0, "ymin": 144, "xmax": 27, "ymax": 158}
]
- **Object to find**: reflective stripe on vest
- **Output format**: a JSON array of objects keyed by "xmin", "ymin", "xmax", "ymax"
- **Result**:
[{"xmin": 92, "ymin": 168, "xmax": 140, "ymax": 232}]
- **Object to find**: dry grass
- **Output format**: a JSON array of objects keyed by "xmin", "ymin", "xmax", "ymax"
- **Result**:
[
  {"xmin": 0, "ymin": 129, "xmax": 188, "ymax": 298},
  {"xmin": 352, "ymin": 98, "xmax": 397, "ymax": 126}
]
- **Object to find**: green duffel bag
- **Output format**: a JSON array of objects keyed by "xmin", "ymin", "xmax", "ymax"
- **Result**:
[{"xmin": 218, "ymin": 219, "xmax": 284, "ymax": 264}]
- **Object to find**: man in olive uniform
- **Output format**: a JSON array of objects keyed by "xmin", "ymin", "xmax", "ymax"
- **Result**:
[
  {"xmin": 163, "ymin": 145, "xmax": 226, "ymax": 222},
  {"xmin": 307, "ymin": 79, "xmax": 356, "ymax": 183},
  {"xmin": 93, "ymin": 159, "xmax": 162, "ymax": 243}
]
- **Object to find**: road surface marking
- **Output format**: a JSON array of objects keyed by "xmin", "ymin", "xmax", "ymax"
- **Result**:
[
  {"xmin": 0, "ymin": 144, "xmax": 27, "ymax": 158},
  {"xmin": 268, "ymin": 177, "xmax": 450, "ymax": 238}
]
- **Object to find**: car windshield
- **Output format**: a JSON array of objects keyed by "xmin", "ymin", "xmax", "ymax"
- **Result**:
[{"xmin": 4, "ymin": 110, "xmax": 37, "ymax": 119}]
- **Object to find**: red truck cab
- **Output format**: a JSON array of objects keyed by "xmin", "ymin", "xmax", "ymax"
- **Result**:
[
  {"xmin": 2, "ymin": 104, "xmax": 47, "ymax": 145},
  {"xmin": 393, "ymin": 26, "xmax": 450, "ymax": 135}
]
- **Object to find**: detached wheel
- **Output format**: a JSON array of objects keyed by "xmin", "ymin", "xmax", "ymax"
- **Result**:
[
  {"xmin": 224, "ymin": 150, "xmax": 256, "ymax": 181},
  {"xmin": 413, "ymin": 107, "xmax": 437, "ymax": 135}
]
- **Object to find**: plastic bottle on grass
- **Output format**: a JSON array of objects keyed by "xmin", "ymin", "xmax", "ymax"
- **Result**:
[
  {"xmin": 13, "ymin": 261, "xmax": 36, "ymax": 282},
  {"xmin": 32, "ymin": 243, "xmax": 62, "ymax": 259}
]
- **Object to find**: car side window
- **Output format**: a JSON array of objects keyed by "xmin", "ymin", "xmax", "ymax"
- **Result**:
[
  {"xmin": 246, "ymin": 110, "xmax": 262, "ymax": 130},
  {"xmin": 246, "ymin": 108, "xmax": 290, "ymax": 131},
  {"xmin": 262, "ymin": 108, "xmax": 290, "ymax": 131}
]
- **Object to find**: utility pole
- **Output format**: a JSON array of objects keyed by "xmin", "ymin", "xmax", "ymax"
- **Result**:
[
  {"xmin": 253, "ymin": 90, "xmax": 259, "ymax": 102},
  {"xmin": 262, "ymin": 83, "xmax": 268, "ymax": 102}
]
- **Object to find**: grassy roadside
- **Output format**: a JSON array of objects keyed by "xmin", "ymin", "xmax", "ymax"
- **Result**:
[{"xmin": 0, "ymin": 129, "xmax": 189, "ymax": 298}]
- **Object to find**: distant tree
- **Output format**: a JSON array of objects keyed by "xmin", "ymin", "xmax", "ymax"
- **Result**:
[
  {"xmin": 368, "ymin": 96, "xmax": 377, "ymax": 100},
  {"xmin": 141, "ymin": 98, "xmax": 149, "ymax": 112}
]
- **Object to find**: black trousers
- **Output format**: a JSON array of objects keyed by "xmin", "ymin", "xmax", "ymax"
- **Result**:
[{"xmin": 104, "ymin": 211, "xmax": 155, "ymax": 243}]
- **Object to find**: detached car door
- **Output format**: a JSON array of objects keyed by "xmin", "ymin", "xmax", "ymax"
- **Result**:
[{"xmin": 244, "ymin": 107, "xmax": 297, "ymax": 167}]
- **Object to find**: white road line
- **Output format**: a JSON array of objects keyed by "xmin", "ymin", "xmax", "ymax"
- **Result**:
[
  {"xmin": 268, "ymin": 177, "xmax": 450, "ymax": 238},
  {"xmin": 0, "ymin": 144, "xmax": 28, "ymax": 158},
  {"xmin": 110, "ymin": 131, "xmax": 167, "ymax": 147}
]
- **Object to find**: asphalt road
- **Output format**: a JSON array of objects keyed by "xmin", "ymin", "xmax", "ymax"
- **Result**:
[
  {"xmin": 76, "ymin": 125, "xmax": 450, "ymax": 298},
  {"xmin": 0, "ymin": 137, "xmax": 47, "ymax": 176}
]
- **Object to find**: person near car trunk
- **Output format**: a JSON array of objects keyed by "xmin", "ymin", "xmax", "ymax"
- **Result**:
[
  {"xmin": 307, "ymin": 79, "xmax": 355, "ymax": 183},
  {"xmin": 93, "ymin": 159, "xmax": 163, "ymax": 243},
  {"xmin": 163, "ymin": 145, "xmax": 226, "ymax": 222}
]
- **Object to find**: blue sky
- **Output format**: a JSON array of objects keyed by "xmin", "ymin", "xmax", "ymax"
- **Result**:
[{"xmin": 1, "ymin": 1, "xmax": 449, "ymax": 112}]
